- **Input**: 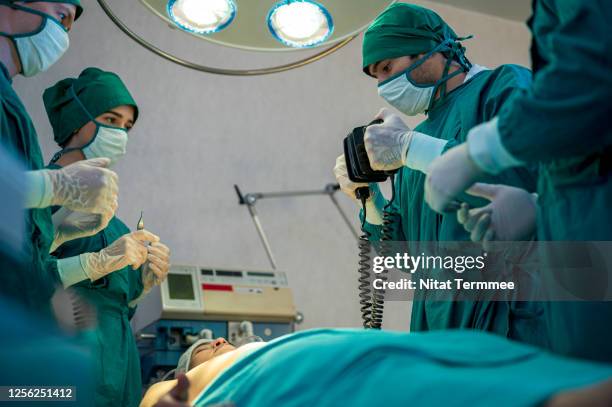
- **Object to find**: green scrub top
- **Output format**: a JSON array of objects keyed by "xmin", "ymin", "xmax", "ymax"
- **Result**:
[
  {"xmin": 363, "ymin": 65, "xmax": 545, "ymax": 346},
  {"xmin": 51, "ymin": 202, "xmax": 144, "ymax": 407},
  {"xmin": 494, "ymin": 0, "xmax": 612, "ymax": 363},
  {"xmin": 0, "ymin": 62, "xmax": 59, "ymax": 318},
  {"xmin": 195, "ymin": 329, "xmax": 612, "ymax": 407}
]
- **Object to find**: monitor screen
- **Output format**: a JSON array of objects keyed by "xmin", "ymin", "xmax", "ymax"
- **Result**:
[{"xmin": 168, "ymin": 273, "xmax": 195, "ymax": 300}]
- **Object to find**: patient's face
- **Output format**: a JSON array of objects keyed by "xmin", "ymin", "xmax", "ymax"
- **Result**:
[{"xmin": 190, "ymin": 338, "xmax": 236, "ymax": 369}]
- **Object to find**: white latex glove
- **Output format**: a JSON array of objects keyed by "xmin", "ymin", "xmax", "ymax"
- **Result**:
[
  {"xmin": 457, "ymin": 183, "xmax": 537, "ymax": 250},
  {"xmin": 47, "ymin": 158, "xmax": 119, "ymax": 215},
  {"xmin": 425, "ymin": 143, "xmax": 485, "ymax": 213},
  {"xmin": 334, "ymin": 154, "xmax": 369, "ymax": 201},
  {"xmin": 80, "ymin": 229, "xmax": 159, "ymax": 282},
  {"xmin": 364, "ymin": 108, "xmax": 413, "ymax": 171},
  {"xmin": 50, "ymin": 207, "xmax": 113, "ymax": 253},
  {"xmin": 142, "ymin": 242, "xmax": 171, "ymax": 292},
  {"xmin": 333, "ymin": 154, "xmax": 384, "ymax": 225}
]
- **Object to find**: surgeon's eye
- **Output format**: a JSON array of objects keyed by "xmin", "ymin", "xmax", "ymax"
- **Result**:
[
  {"xmin": 382, "ymin": 64, "xmax": 391, "ymax": 73},
  {"xmin": 57, "ymin": 12, "xmax": 69, "ymax": 28}
]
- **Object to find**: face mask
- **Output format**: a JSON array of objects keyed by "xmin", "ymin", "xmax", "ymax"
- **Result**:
[
  {"xmin": 1, "ymin": 5, "xmax": 70, "ymax": 77},
  {"xmin": 82, "ymin": 123, "xmax": 129, "ymax": 167},
  {"xmin": 377, "ymin": 38, "xmax": 472, "ymax": 116},
  {"xmin": 14, "ymin": 18, "xmax": 69, "ymax": 77},
  {"xmin": 378, "ymin": 68, "xmax": 435, "ymax": 116}
]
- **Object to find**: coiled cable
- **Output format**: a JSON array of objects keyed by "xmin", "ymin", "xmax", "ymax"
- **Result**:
[
  {"xmin": 358, "ymin": 175, "xmax": 398, "ymax": 329},
  {"xmin": 358, "ymin": 195, "xmax": 374, "ymax": 328}
]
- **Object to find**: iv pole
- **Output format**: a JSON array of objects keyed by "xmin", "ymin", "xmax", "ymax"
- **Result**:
[{"xmin": 234, "ymin": 183, "xmax": 359, "ymax": 270}]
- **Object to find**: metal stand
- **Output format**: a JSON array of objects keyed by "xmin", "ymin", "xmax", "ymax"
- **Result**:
[{"xmin": 234, "ymin": 183, "xmax": 359, "ymax": 270}]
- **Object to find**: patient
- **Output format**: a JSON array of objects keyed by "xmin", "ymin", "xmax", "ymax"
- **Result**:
[
  {"xmin": 141, "ymin": 338, "xmax": 266, "ymax": 407},
  {"xmin": 142, "ymin": 329, "xmax": 612, "ymax": 407}
]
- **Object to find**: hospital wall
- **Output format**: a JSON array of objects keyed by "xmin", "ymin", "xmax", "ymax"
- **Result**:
[{"xmin": 14, "ymin": 0, "xmax": 531, "ymax": 332}]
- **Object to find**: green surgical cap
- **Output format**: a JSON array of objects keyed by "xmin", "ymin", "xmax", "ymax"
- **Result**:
[
  {"xmin": 2, "ymin": 0, "xmax": 83, "ymax": 20},
  {"xmin": 43, "ymin": 67, "xmax": 138, "ymax": 146},
  {"xmin": 362, "ymin": 3, "xmax": 462, "ymax": 76}
]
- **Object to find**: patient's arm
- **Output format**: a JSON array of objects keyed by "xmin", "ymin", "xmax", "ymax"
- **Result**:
[{"xmin": 141, "ymin": 342, "xmax": 266, "ymax": 407}]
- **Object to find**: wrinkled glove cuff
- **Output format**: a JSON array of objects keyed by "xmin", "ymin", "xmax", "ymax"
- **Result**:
[
  {"xmin": 78, "ymin": 252, "xmax": 101, "ymax": 282},
  {"xmin": 468, "ymin": 117, "xmax": 524, "ymax": 175},
  {"xmin": 364, "ymin": 199, "xmax": 384, "ymax": 225},
  {"xmin": 405, "ymin": 131, "xmax": 447, "ymax": 174}
]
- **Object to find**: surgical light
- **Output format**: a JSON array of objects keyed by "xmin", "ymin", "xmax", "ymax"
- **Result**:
[
  {"xmin": 100, "ymin": 0, "xmax": 397, "ymax": 75},
  {"xmin": 167, "ymin": 0, "xmax": 237, "ymax": 34},
  {"xmin": 267, "ymin": 0, "xmax": 333, "ymax": 48}
]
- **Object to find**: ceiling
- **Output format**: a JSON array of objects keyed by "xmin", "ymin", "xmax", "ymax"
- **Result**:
[{"xmin": 427, "ymin": 0, "xmax": 532, "ymax": 22}]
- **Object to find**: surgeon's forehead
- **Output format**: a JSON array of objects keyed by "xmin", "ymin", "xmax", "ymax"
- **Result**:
[{"xmin": 37, "ymin": 2, "xmax": 77, "ymax": 15}]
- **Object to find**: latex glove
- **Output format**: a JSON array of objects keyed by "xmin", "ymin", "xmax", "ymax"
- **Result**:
[
  {"xmin": 457, "ymin": 183, "xmax": 537, "ymax": 250},
  {"xmin": 333, "ymin": 154, "xmax": 384, "ymax": 225},
  {"xmin": 50, "ymin": 207, "xmax": 113, "ymax": 252},
  {"xmin": 425, "ymin": 143, "xmax": 485, "ymax": 213},
  {"xmin": 142, "ymin": 242, "xmax": 171, "ymax": 292},
  {"xmin": 334, "ymin": 154, "xmax": 369, "ymax": 201},
  {"xmin": 47, "ymin": 158, "xmax": 119, "ymax": 215},
  {"xmin": 364, "ymin": 108, "xmax": 413, "ymax": 171},
  {"xmin": 80, "ymin": 229, "xmax": 159, "ymax": 282}
]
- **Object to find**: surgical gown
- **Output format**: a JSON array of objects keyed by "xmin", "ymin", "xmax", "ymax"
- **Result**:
[
  {"xmin": 195, "ymin": 329, "xmax": 612, "ymax": 407},
  {"xmin": 52, "ymin": 213, "xmax": 144, "ymax": 407},
  {"xmin": 363, "ymin": 65, "xmax": 544, "ymax": 345},
  {"xmin": 494, "ymin": 1, "xmax": 612, "ymax": 363},
  {"xmin": 0, "ymin": 63, "xmax": 59, "ymax": 318}
]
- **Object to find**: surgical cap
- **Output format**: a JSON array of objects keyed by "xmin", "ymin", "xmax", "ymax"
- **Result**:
[
  {"xmin": 176, "ymin": 339, "xmax": 214, "ymax": 375},
  {"xmin": 362, "ymin": 3, "xmax": 463, "ymax": 76},
  {"xmin": 1, "ymin": 0, "xmax": 83, "ymax": 20},
  {"xmin": 43, "ymin": 67, "xmax": 138, "ymax": 146}
]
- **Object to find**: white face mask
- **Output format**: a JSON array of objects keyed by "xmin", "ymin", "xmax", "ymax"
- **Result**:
[
  {"xmin": 378, "ymin": 70, "xmax": 435, "ymax": 116},
  {"xmin": 376, "ymin": 39, "xmax": 472, "ymax": 116},
  {"xmin": 13, "ymin": 16, "xmax": 70, "ymax": 77},
  {"xmin": 82, "ymin": 124, "xmax": 129, "ymax": 167}
]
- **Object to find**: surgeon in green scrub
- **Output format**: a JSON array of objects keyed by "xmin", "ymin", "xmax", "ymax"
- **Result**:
[
  {"xmin": 0, "ymin": 0, "xmax": 120, "ymax": 318},
  {"xmin": 334, "ymin": 3, "xmax": 543, "ymax": 343},
  {"xmin": 424, "ymin": 1, "xmax": 612, "ymax": 363},
  {"xmin": 44, "ymin": 67, "xmax": 172, "ymax": 407}
]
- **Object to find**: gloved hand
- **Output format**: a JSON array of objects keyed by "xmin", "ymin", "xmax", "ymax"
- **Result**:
[
  {"xmin": 141, "ymin": 242, "xmax": 171, "ymax": 292},
  {"xmin": 334, "ymin": 154, "xmax": 369, "ymax": 201},
  {"xmin": 50, "ymin": 207, "xmax": 113, "ymax": 253},
  {"xmin": 424, "ymin": 143, "xmax": 484, "ymax": 213},
  {"xmin": 364, "ymin": 108, "xmax": 413, "ymax": 171},
  {"xmin": 80, "ymin": 229, "xmax": 159, "ymax": 282},
  {"xmin": 333, "ymin": 154, "xmax": 384, "ymax": 225},
  {"xmin": 47, "ymin": 157, "xmax": 119, "ymax": 216},
  {"xmin": 457, "ymin": 183, "xmax": 537, "ymax": 250}
]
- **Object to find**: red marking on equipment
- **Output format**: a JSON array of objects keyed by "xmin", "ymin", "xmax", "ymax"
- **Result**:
[{"xmin": 202, "ymin": 283, "xmax": 233, "ymax": 292}]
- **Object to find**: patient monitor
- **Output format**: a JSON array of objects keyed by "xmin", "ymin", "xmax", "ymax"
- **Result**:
[
  {"xmin": 137, "ymin": 265, "xmax": 298, "ymax": 385},
  {"xmin": 162, "ymin": 265, "xmax": 296, "ymax": 322}
]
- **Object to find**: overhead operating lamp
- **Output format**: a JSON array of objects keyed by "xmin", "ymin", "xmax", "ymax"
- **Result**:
[
  {"xmin": 96, "ymin": 0, "xmax": 396, "ymax": 76},
  {"xmin": 167, "ymin": 0, "xmax": 237, "ymax": 34},
  {"xmin": 267, "ymin": 0, "xmax": 334, "ymax": 48}
]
